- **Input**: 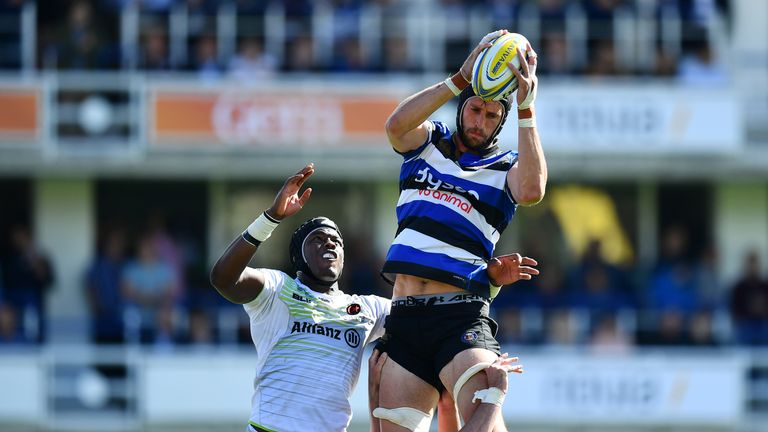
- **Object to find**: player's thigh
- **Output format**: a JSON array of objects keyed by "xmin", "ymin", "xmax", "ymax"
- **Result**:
[
  {"xmin": 379, "ymin": 357, "xmax": 439, "ymax": 432},
  {"xmin": 439, "ymin": 348, "xmax": 507, "ymax": 431}
]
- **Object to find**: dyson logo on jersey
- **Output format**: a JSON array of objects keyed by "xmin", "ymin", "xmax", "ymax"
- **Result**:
[
  {"xmin": 414, "ymin": 167, "xmax": 480, "ymax": 199},
  {"xmin": 414, "ymin": 167, "xmax": 478, "ymax": 214}
]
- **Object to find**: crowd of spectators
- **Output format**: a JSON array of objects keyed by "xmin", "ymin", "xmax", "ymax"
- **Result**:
[
  {"xmin": 0, "ymin": 0, "xmax": 730, "ymax": 81},
  {"xmin": 0, "ymin": 217, "xmax": 767, "ymax": 349}
]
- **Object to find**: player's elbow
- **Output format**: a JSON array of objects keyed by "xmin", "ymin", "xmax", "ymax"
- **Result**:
[
  {"xmin": 516, "ymin": 186, "xmax": 546, "ymax": 206},
  {"xmin": 209, "ymin": 265, "xmax": 229, "ymax": 292},
  {"xmin": 384, "ymin": 113, "xmax": 407, "ymax": 141}
]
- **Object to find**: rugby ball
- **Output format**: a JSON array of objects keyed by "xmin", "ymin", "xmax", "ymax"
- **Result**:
[{"xmin": 471, "ymin": 33, "xmax": 530, "ymax": 101}]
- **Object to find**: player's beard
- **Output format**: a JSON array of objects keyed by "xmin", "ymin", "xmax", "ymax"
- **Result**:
[{"xmin": 460, "ymin": 127, "xmax": 491, "ymax": 151}]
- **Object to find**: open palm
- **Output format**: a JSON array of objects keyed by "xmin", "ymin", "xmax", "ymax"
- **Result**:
[
  {"xmin": 267, "ymin": 164, "xmax": 314, "ymax": 221},
  {"xmin": 487, "ymin": 253, "xmax": 539, "ymax": 287}
]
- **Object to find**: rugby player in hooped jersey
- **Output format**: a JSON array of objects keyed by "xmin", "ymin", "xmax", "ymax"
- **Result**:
[
  {"xmin": 375, "ymin": 28, "xmax": 546, "ymax": 431},
  {"xmin": 210, "ymin": 164, "xmax": 534, "ymax": 432}
]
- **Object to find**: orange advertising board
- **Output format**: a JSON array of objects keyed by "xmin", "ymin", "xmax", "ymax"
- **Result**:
[
  {"xmin": 151, "ymin": 89, "xmax": 400, "ymax": 146},
  {"xmin": 0, "ymin": 89, "xmax": 39, "ymax": 141}
]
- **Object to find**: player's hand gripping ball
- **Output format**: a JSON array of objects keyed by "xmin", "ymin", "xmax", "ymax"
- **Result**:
[{"xmin": 471, "ymin": 33, "xmax": 531, "ymax": 102}]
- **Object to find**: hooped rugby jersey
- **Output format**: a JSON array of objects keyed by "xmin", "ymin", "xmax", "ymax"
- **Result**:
[
  {"xmin": 243, "ymin": 269, "xmax": 390, "ymax": 432},
  {"xmin": 382, "ymin": 120, "xmax": 518, "ymax": 299}
]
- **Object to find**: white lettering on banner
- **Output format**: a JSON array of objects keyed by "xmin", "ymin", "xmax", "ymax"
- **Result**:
[
  {"xmin": 212, "ymin": 96, "xmax": 343, "ymax": 145},
  {"xmin": 550, "ymin": 104, "xmax": 660, "ymax": 138},
  {"xmin": 499, "ymin": 354, "xmax": 745, "ymax": 424},
  {"xmin": 544, "ymin": 375, "xmax": 660, "ymax": 410},
  {"xmin": 495, "ymin": 87, "xmax": 741, "ymax": 153}
]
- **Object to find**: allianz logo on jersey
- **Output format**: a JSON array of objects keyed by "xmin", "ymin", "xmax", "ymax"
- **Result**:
[
  {"xmin": 415, "ymin": 167, "xmax": 480, "ymax": 200},
  {"xmin": 291, "ymin": 321, "xmax": 361, "ymax": 348}
]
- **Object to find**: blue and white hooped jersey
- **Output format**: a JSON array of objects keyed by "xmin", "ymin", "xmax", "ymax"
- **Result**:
[{"xmin": 382, "ymin": 120, "xmax": 518, "ymax": 299}]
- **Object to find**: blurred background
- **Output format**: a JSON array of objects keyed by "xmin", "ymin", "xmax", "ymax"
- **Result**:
[{"xmin": 0, "ymin": 0, "xmax": 766, "ymax": 431}]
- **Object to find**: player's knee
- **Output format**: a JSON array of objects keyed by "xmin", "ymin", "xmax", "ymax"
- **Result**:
[{"xmin": 373, "ymin": 407, "xmax": 431, "ymax": 432}]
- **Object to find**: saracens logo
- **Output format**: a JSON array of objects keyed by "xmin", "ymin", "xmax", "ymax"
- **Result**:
[{"xmin": 346, "ymin": 303, "xmax": 361, "ymax": 315}]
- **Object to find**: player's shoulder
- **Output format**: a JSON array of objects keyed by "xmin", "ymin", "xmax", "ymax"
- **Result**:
[{"xmin": 350, "ymin": 294, "xmax": 391, "ymax": 315}]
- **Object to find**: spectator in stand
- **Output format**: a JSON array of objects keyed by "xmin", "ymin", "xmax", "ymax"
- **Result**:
[
  {"xmin": 0, "ymin": 0, "xmax": 24, "ymax": 69},
  {"xmin": 546, "ymin": 310, "xmax": 578, "ymax": 347},
  {"xmin": 284, "ymin": 34, "xmax": 316, "ymax": 71},
  {"xmin": 539, "ymin": 31, "xmax": 570, "ymax": 77},
  {"xmin": 331, "ymin": 37, "xmax": 368, "ymax": 72},
  {"xmin": 694, "ymin": 245, "xmax": 722, "ymax": 308},
  {"xmin": 729, "ymin": 250, "xmax": 768, "ymax": 345},
  {"xmin": 589, "ymin": 313, "xmax": 632, "ymax": 354},
  {"xmin": 332, "ymin": 0, "xmax": 362, "ymax": 40},
  {"xmin": 648, "ymin": 260, "xmax": 698, "ymax": 314},
  {"xmin": 122, "ymin": 237, "xmax": 175, "ymax": 345},
  {"xmin": 139, "ymin": 25, "xmax": 171, "ymax": 71},
  {"xmin": 688, "ymin": 308, "xmax": 718, "ymax": 347},
  {"xmin": 488, "ymin": 0, "xmax": 520, "ymax": 31},
  {"xmin": 43, "ymin": 0, "xmax": 115, "ymax": 70},
  {"xmin": 229, "ymin": 37, "xmax": 277, "ymax": 82},
  {"xmin": 677, "ymin": 37, "xmax": 728, "ymax": 86},
  {"xmin": 539, "ymin": 0, "xmax": 568, "ymax": 32},
  {"xmin": 84, "ymin": 229, "xmax": 127, "ymax": 344},
  {"xmin": 641, "ymin": 309, "xmax": 688, "ymax": 346},
  {"xmin": 0, "ymin": 303, "xmax": 26, "ymax": 345},
  {"xmin": 381, "ymin": 36, "xmax": 417, "ymax": 73},
  {"xmin": 147, "ymin": 214, "xmax": 185, "ymax": 304},
  {"xmin": 190, "ymin": 34, "xmax": 224, "ymax": 81},
  {"xmin": 2, "ymin": 226, "xmax": 54, "ymax": 343},
  {"xmin": 586, "ymin": 39, "xmax": 620, "ymax": 76},
  {"xmin": 568, "ymin": 239, "xmax": 634, "ymax": 316}
]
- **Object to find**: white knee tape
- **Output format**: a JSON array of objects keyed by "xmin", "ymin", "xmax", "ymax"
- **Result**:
[
  {"xmin": 452, "ymin": 361, "xmax": 494, "ymax": 424},
  {"xmin": 373, "ymin": 407, "xmax": 432, "ymax": 432},
  {"xmin": 452, "ymin": 362, "xmax": 493, "ymax": 402}
]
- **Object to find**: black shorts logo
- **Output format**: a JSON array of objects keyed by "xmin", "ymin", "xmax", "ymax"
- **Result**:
[
  {"xmin": 344, "ymin": 329, "xmax": 361, "ymax": 348},
  {"xmin": 461, "ymin": 330, "xmax": 478, "ymax": 344},
  {"xmin": 346, "ymin": 303, "xmax": 361, "ymax": 315}
]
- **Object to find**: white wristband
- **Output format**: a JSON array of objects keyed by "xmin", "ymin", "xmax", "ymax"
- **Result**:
[
  {"xmin": 444, "ymin": 77, "xmax": 462, "ymax": 96},
  {"xmin": 472, "ymin": 387, "xmax": 506, "ymax": 407},
  {"xmin": 518, "ymin": 117, "xmax": 536, "ymax": 128},
  {"xmin": 243, "ymin": 212, "xmax": 279, "ymax": 245}
]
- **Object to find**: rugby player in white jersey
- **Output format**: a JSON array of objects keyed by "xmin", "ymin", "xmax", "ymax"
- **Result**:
[
  {"xmin": 210, "ymin": 165, "xmax": 530, "ymax": 432},
  {"xmin": 210, "ymin": 164, "xmax": 391, "ymax": 431},
  {"xmin": 375, "ymin": 28, "xmax": 546, "ymax": 431}
]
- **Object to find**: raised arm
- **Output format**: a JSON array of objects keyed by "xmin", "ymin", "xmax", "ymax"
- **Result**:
[
  {"xmin": 506, "ymin": 45, "xmax": 547, "ymax": 206},
  {"xmin": 385, "ymin": 30, "xmax": 507, "ymax": 153},
  {"xmin": 209, "ymin": 164, "xmax": 314, "ymax": 304}
]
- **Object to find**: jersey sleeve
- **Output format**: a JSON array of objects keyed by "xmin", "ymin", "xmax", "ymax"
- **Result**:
[
  {"xmin": 396, "ymin": 120, "xmax": 451, "ymax": 160},
  {"xmin": 365, "ymin": 295, "xmax": 392, "ymax": 345},
  {"xmin": 242, "ymin": 269, "xmax": 288, "ymax": 323}
]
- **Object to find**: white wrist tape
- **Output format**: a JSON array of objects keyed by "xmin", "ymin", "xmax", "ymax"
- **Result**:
[
  {"xmin": 518, "ymin": 117, "xmax": 536, "ymax": 128},
  {"xmin": 244, "ymin": 212, "xmax": 279, "ymax": 244},
  {"xmin": 444, "ymin": 77, "xmax": 462, "ymax": 96},
  {"xmin": 472, "ymin": 387, "xmax": 506, "ymax": 407},
  {"xmin": 518, "ymin": 81, "xmax": 537, "ymax": 110}
]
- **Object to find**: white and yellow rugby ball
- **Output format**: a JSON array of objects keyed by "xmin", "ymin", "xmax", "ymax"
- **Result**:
[{"xmin": 471, "ymin": 33, "xmax": 530, "ymax": 101}]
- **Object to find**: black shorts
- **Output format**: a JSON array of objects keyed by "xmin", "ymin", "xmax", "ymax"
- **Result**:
[{"xmin": 376, "ymin": 294, "xmax": 500, "ymax": 392}]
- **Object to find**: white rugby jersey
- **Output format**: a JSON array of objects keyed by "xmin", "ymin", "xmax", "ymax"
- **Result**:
[
  {"xmin": 382, "ymin": 120, "xmax": 518, "ymax": 299},
  {"xmin": 243, "ymin": 269, "xmax": 390, "ymax": 432}
]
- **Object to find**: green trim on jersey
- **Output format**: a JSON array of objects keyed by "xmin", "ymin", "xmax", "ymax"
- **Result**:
[{"xmin": 248, "ymin": 420, "xmax": 278, "ymax": 432}]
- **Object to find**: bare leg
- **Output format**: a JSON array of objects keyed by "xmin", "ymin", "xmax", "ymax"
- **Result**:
[
  {"xmin": 439, "ymin": 348, "xmax": 506, "ymax": 432},
  {"xmin": 378, "ymin": 357, "xmax": 439, "ymax": 432}
]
